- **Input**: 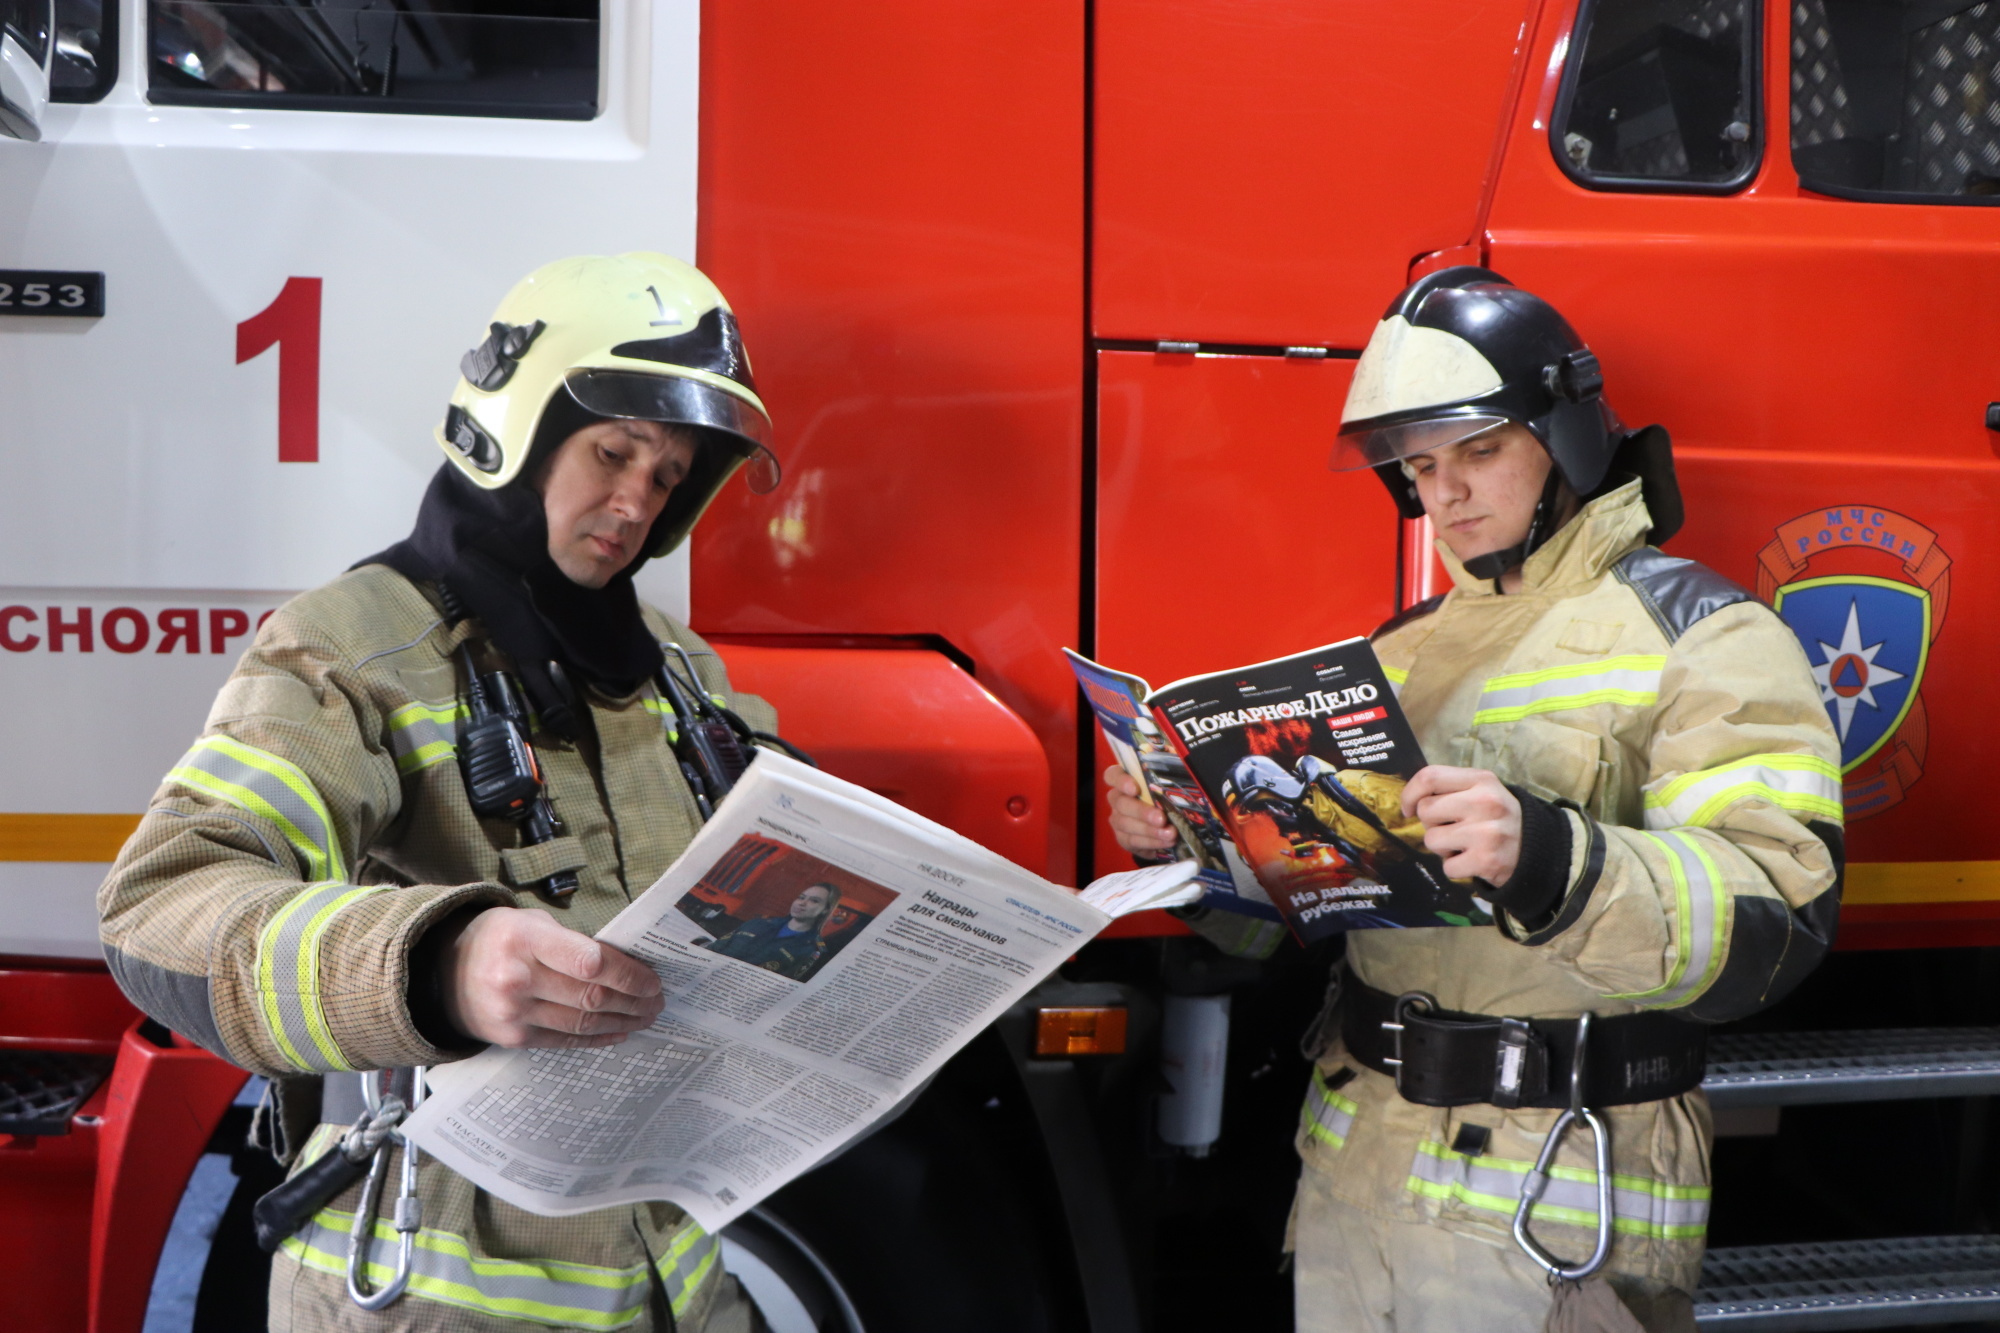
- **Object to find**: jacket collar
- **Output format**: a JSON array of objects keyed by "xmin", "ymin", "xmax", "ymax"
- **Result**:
[{"xmin": 1438, "ymin": 478, "xmax": 1652, "ymax": 598}]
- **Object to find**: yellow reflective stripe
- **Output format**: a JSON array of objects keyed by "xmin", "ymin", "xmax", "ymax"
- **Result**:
[
  {"xmin": 167, "ymin": 734, "xmax": 346, "ymax": 881},
  {"xmin": 1406, "ymin": 1140, "xmax": 1707, "ymax": 1240},
  {"xmin": 1607, "ymin": 832, "xmax": 1726, "ymax": 1007},
  {"xmin": 1382, "ymin": 667, "xmax": 1408, "ymax": 683},
  {"xmin": 1472, "ymin": 655, "xmax": 1664, "ymax": 725},
  {"xmin": 255, "ymin": 883, "xmax": 387, "ymax": 1072},
  {"xmin": 1300, "ymin": 1068, "xmax": 1358, "ymax": 1150},
  {"xmin": 280, "ymin": 1206, "xmax": 651, "ymax": 1328},
  {"xmin": 658, "ymin": 1224, "xmax": 722, "ymax": 1319},
  {"xmin": 1643, "ymin": 753, "xmax": 1843, "ymax": 830},
  {"xmin": 387, "ymin": 700, "xmax": 467, "ymax": 775},
  {"xmin": 642, "ymin": 693, "xmax": 680, "ymax": 744}
]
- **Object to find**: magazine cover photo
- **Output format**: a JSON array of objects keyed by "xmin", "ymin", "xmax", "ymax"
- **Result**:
[
  {"xmin": 675, "ymin": 833, "xmax": 900, "ymax": 984},
  {"xmin": 1153, "ymin": 641, "xmax": 1494, "ymax": 935}
]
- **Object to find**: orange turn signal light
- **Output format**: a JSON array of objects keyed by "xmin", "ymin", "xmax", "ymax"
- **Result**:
[{"xmin": 1034, "ymin": 1006, "xmax": 1129, "ymax": 1057}]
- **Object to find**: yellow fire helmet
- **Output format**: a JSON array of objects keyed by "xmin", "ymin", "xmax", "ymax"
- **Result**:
[{"xmin": 436, "ymin": 252, "xmax": 778, "ymax": 556}]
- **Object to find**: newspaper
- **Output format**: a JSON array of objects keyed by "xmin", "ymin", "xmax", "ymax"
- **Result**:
[{"xmin": 402, "ymin": 751, "xmax": 1201, "ymax": 1229}]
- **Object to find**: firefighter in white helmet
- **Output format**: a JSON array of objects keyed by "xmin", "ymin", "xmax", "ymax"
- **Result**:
[
  {"xmin": 101, "ymin": 253, "xmax": 783, "ymax": 1331},
  {"xmin": 1107, "ymin": 268, "xmax": 1843, "ymax": 1331}
]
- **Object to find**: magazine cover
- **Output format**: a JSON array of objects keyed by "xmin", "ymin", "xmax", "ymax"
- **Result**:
[
  {"xmin": 1071, "ymin": 639, "xmax": 1492, "ymax": 940},
  {"xmin": 1065, "ymin": 650, "xmax": 1279, "ymax": 921}
]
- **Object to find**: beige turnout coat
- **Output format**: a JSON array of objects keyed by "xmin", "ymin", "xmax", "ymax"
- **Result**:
[
  {"xmin": 98, "ymin": 563, "xmax": 776, "ymax": 1331},
  {"xmin": 1296, "ymin": 481, "xmax": 1844, "ymax": 1292}
]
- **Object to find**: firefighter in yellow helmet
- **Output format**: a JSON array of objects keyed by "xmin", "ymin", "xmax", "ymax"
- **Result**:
[
  {"xmin": 100, "ymin": 253, "xmax": 782, "ymax": 1331},
  {"xmin": 1107, "ymin": 268, "xmax": 1843, "ymax": 1331}
]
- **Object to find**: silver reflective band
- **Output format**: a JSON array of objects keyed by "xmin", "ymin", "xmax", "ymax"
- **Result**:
[
  {"xmin": 387, "ymin": 700, "xmax": 466, "ymax": 775},
  {"xmin": 167, "ymin": 734, "xmax": 347, "ymax": 881},
  {"xmin": 281, "ymin": 1207, "xmax": 658, "ymax": 1328},
  {"xmin": 657, "ymin": 1224, "xmax": 723, "ymax": 1320},
  {"xmin": 1609, "ymin": 832, "xmax": 1726, "ymax": 1009},
  {"xmin": 1405, "ymin": 1140, "xmax": 1709, "ymax": 1240},
  {"xmin": 1329, "ymin": 413, "xmax": 1509, "ymax": 472},
  {"xmin": 255, "ymin": 882, "xmax": 387, "ymax": 1072},
  {"xmin": 1301, "ymin": 1069, "xmax": 1357, "ymax": 1151}
]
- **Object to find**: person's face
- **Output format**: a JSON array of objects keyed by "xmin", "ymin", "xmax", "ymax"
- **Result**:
[
  {"xmin": 536, "ymin": 419, "xmax": 698, "ymax": 588},
  {"xmin": 1403, "ymin": 423, "xmax": 1554, "ymax": 567},
  {"xmin": 791, "ymin": 885, "xmax": 834, "ymax": 924}
]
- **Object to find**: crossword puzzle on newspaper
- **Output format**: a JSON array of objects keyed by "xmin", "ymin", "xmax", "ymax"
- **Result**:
[{"xmin": 465, "ymin": 1042, "xmax": 710, "ymax": 1164}]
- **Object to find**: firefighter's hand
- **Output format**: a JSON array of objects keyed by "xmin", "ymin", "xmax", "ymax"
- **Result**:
[
  {"xmin": 1105, "ymin": 765, "xmax": 1177, "ymax": 857},
  {"xmin": 1402, "ymin": 765, "xmax": 1522, "ymax": 887},
  {"xmin": 440, "ymin": 907, "xmax": 665, "ymax": 1048}
]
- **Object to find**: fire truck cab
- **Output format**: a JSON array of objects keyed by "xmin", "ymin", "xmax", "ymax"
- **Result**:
[{"xmin": 5, "ymin": 0, "xmax": 2000, "ymax": 1328}]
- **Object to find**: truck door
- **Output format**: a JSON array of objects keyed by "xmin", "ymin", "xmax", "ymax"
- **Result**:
[
  {"xmin": 0, "ymin": 0, "xmax": 699, "ymax": 959},
  {"xmin": 1485, "ymin": 0, "xmax": 2000, "ymax": 945},
  {"xmin": 1087, "ymin": 0, "xmax": 1539, "ymax": 887}
]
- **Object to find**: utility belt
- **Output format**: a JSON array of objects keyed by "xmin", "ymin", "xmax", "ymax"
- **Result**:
[{"xmin": 1340, "ymin": 978, "xmax": 1707, "ymax": 1110}]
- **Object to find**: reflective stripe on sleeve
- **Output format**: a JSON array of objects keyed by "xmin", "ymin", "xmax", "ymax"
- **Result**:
[
  {"xmin": 1382, "ymin": 666, "xmax": 1408, "ymax": 698},
  {"xmin": 642, "ymin": 695, "xmax": 680, "ymax": 745},
  {"xmin": 255, "ymin": 883, "xmax": 388, "ymax": 1072},
  {"xmin": 278, "ymin": 1206, "xmax": 652, "ymax": 1329},
  {"xmin": 657, "ymin": 1222, "xmax": 722, "ymax": 1320},
  {"xmin": 1405, "ymin": 1139, "xmax": 1708, "ymax": 1241},
  {"xmin": 1471, "ymin": 656, "xmax": 1665, "ymax": 725},
  {"xmin": 1643, "ymin": 753, "xmax": 1843, "ymax": 830},
  {"xmin": 387, "ymin": 700, "xmax": 467, "ymax": 775},
  {"xmin": 167, "ymin": 734, "xmax": 348, "ymax": 881},
  {"xmin": 1300, "ymin": 1069, "xmax": 1357, "ymax": 1150},
  {"xmin": 1607, "ymin": 832, "xmax": 1727, "ymax": 1009}
]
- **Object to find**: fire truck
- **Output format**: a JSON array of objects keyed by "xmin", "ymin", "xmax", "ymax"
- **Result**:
[{"xmin": 5, "ymin": 0, "xmax": 2000, "ymax": 1327}]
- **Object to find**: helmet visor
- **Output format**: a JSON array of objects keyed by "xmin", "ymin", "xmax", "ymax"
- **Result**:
[
  {"xmin": 564, "ymin": 368, "xmax": 780, "ymax": 494},
  {"xmin": 1330, "ymin": 412, "xmax": 1509, "ymax": 472}
]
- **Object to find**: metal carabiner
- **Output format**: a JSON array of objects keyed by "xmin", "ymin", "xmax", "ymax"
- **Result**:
[
  {"xmin": 347, "ymin": 1066, "xmax": 427, "ymax": 1311},
  {"xmin": 1511, "ymin": 1012, "xmax": 1614, "ymax": 1282}
]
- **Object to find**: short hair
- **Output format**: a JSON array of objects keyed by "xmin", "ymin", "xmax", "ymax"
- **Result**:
[{"xmin": 801, "ymin": 882, "xmax": 842, "ymax": 910}]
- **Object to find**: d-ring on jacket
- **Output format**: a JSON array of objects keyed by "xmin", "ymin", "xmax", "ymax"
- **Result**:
[{"xmin": 1294, "ymin": 481, "xmax": 1843, "ymax": 1310}]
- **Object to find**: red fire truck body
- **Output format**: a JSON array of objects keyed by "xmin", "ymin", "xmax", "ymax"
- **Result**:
[{"xmin": 4, "ymin": 0, "xmax": 1998, "ymax": 1327}]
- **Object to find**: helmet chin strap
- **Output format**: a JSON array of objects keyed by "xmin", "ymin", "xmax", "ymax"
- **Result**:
[{"xmin": 1460, "ymin": 466, "xmax": 1567, "ymax": 588}]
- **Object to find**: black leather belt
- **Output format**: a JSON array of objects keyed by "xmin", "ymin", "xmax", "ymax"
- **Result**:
[{"xmin": 1341, "ymin": 978, "xmax": 1707, "ymax": 1109}]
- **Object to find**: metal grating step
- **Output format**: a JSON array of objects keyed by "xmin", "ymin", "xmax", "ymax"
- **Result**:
[
  {"xmin": 1702, "ymin": 1028, "xmax": 2000, "ymax": 1109},
  {"xmin": 0, "ymin": 1049, "xmax": 114, "ymax": 1135},
  {"xmin": 1696, "ymin": 1234, "xmax": 2000, "ymax": 1329}
]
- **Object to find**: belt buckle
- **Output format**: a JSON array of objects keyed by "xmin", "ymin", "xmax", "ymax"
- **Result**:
[{"xmin": 1380, "ymin": 991, "xmax": 1437, "ymax": 1098}]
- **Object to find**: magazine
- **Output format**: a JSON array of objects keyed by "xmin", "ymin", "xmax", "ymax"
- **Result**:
[
  {"xmin": 402, "ymin": 751, "xmax": 1204, "ymax": 1229},
  {"xmin": 1067, "ymin": 639, "xmax": 1493, "ymax": 941}
]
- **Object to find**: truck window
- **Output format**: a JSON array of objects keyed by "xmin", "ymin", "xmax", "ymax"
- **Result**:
[
  {"xmin": 147, "ymin": 0, "xmax": 598, "ymax": 119},
  {"xmin": 1793, "ymin": 0, "xmax": 2000, "ymax": 201},
  {"xmin": 50, "ymin": 0, "xmax": 116, "ymax": 103},
  {"xmin": 1552, "ymin": 0, "xmax": 1761, "ymax": 191},
  {"xmin": 2, "ymin": 0, "xmax": 50, "ymax": 69}
]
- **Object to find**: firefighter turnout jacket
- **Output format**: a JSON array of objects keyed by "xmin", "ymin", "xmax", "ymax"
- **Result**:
[
  {"xmin": 98, "ymin": 563, "xmax": 776, "ymax": 1331},
  {"xmin": 1296, "ymin": 480, "xmax": 1843, "ymax": 1294}
]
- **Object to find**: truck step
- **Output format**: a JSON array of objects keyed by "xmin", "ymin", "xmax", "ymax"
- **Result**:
[
  {"xmin": 1702, "ymin": 1028, "xmax": 2000, "ymax": 1109},
  {"xmin": 0, "ymin": 1049, "xmax": 114, "ymax": 1136},
  {"xmin": 1695, "ymin": 1234, "xmax": 2000, "ymax": 1329}
]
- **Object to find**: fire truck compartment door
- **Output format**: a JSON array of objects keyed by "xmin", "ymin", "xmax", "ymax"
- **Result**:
[{"xmin": 709, "ymin": 642, "xmax": 1052, "ymax": 877}]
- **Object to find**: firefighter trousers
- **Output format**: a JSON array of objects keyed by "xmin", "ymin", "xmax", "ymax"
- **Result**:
[{"xmin": 1291, "ymin": 1168, "xmax": 1696, "ymax": 1333}]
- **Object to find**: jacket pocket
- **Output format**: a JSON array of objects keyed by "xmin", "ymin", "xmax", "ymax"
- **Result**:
[{"xmin": 1494, "ymin": 717, "xmax": 1603, "ymax": 808}]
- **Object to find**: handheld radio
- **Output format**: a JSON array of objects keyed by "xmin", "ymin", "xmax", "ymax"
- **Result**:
[{"xmin": 457, "ymin": 646, "xmax": 577, "ymax": 899}]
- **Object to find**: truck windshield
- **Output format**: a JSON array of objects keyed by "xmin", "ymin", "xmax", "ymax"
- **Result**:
[
  {"xmin": 147, "ymin": 0, "xmax": 598, "ymax": 120},
  {"xmin": 1553, "ymin": 0, "xmax": 1761, "ymax": 192},
  {"xmin": 1794, "ymin": 0, "xmax": 2000, "ymax": 201}
]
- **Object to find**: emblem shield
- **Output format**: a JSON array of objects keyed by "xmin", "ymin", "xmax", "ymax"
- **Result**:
[{"xmin": 1772, "ymin": 575, "xmax": 1931, "ymax": 772}]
